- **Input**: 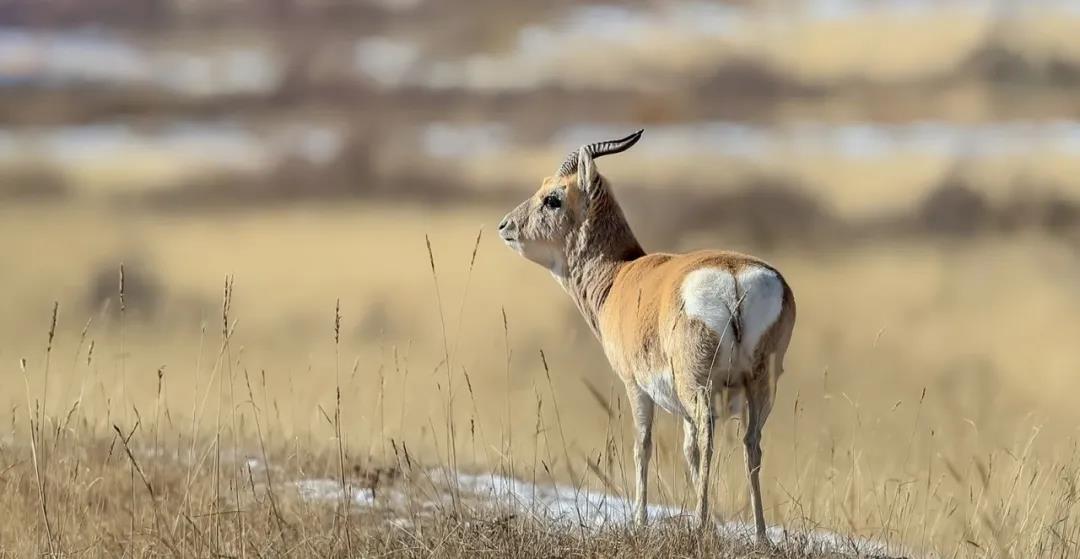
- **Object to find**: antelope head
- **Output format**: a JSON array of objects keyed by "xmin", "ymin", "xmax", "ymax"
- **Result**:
[{"xmin": 497, "ymin": 129, "xmax": 644, "ymax": 277}]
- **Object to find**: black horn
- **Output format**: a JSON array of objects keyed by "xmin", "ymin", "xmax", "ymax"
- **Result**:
[{"xmin": 556, "ymin": 128, "xmax": 644, "ymax": 177}]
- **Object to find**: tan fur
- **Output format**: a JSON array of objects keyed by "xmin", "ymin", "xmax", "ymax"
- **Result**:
[
  {"xmin": 499, "ymin": 136, "xmax": 795, "ymax": 540},
  {"xmin": 601, "ymin": 251, "xmax": 795, "ymax": 387}
]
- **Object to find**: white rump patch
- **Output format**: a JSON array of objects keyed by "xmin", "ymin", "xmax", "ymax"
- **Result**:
[
  {"xmin": 681, "ymin": 268, "xmax": 740, "ymax": 361},
  {"xmin": 733, "ymin": 266, "xmax": 784, "ymax": 355},
  {"xmin": 681, "ymin": 266, "xmax": 784, "ymax": 364}
]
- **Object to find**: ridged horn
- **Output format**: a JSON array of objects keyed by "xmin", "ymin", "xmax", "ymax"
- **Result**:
[{"xmin": 555, "ymin": 128, "xmax": 644, "ymax": 177}]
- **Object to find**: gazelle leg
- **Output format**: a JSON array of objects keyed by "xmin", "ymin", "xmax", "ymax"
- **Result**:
[
  {"xmin": 627, "ymin": 384, "xmax": 654, "ymax": 526},
  {"xmin": 693, "ymin": 388, "xmax": 715, "ymax": 528},
  {"xmin": 682, "ymin": 417, "xmax": 699, "ymax": 486},
  {"xmin": 743, "ymin": 373, "xmax": 776, "ymax": 543}
]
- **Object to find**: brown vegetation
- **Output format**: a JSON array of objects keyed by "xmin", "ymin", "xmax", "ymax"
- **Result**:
[{"xmin": 3, "ymin": 2, "xmax": 1080, "ymax": 556}]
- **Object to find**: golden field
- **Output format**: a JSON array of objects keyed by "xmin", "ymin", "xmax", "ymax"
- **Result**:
[
  {"xmin": 2, "ymin": 199, "xmax": 1080, "ymax": 557},
  {"xmin": 4, "ymin": 0, "xmax": 1080, "ymax": 556}
]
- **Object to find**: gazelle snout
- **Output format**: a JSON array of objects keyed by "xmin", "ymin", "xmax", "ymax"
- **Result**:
[
  {"xmin": 497, "ymin": 212, "xmax": 518, "ymax": 244},
  {"xmin": 497, "ymin": 199, "xmax": 569, "ymax": 273}
]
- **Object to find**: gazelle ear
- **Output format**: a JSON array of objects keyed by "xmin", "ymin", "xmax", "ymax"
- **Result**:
[{"xmin": 577, "ymin": 147, "xmax": 598, "ymax": 197}]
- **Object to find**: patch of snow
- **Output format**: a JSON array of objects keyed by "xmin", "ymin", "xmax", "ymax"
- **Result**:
[
  {"xmin": 292, "ymin": 478, "xmax": 376, "ymax": 507},
  {"xmin": 0, "ymin": 121, "xmax": 345, "ymax": 192},
  {"xmin": 289, "ymin": 468, "xmax": 915, "ymax": 557},
  {"xmin": 451, "ymin": 470, "xmax": 676, "ymax": 527},
  {"xmin": 0, "ymin": 27, "xmax": 281, "ymax": 95},
  {"xmin": 557, "ymin": 120, "xmax": 1080, "ymax": 160},
  {"xmin": 442, "ymin": 469, "xmax": 903, "ymax": 557},
  {"xmin": 354, "ymin": 37, "xmax": 420, "ymax": 87},
  {"xmin": 422, "ymin": 122, "xmax": 509, "ymax": 159},
  {"xmin": 420, "ymin": 120, "xmax": 1080, "ymax": 162}
]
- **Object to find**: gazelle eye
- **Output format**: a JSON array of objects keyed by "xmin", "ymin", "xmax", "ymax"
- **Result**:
[{"xmin": 542, "ymin": 194, "xmax": 562, "ymax": 209}]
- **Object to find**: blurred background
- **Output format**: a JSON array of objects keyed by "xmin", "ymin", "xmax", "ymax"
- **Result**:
[{"xmin": 3, "ymin": 0, "xmax": 1080, "ymax": 547}]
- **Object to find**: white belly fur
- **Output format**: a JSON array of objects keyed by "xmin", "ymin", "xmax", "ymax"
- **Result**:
[
  {"xmin": 638, "ymin": 370, "xmax": 747, "ymax": 419},
  {"xmin": 638, "ymin": 370, "xmax": 684, "ymax": 415},
  {"xmin": 680, "ymin": 266, "xmax": 784, "ymax": 369}
]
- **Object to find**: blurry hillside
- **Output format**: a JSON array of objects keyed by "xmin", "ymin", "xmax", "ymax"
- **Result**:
[{"xmin": 2, "ymin": 0, "xmax": 1080, "ymax": 246}]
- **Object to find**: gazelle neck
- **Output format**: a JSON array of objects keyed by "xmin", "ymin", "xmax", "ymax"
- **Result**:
[{"xmin": 558, "ymin": 185, "xmax": 645, "ymax": 338}]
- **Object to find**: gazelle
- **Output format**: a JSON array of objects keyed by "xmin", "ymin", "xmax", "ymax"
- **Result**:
[{"xmin": 498, "ymin": 130, "xmax": 796, "ymax": 540}]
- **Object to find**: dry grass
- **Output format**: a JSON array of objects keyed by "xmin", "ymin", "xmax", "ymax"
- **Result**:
[
  {"xmin": 2, "ymin": 200, "xmax": 1080, "ymax": 557},
  {"xmin": 0, "ymin": 428, "xmax": 873, "ymax": 558},
  {"xmin": 3, "ymin": 2, "xmax": 1080, "ymax": 556}
]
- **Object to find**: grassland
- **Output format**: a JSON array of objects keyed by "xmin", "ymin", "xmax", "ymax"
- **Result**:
[
  {"xmin": 3, "ymin": 4, "xmax": 1080, "ymax": 555},
  {"xmin": 1, "ymin": 200, "xmax": 1079, "ymax": 557}
]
